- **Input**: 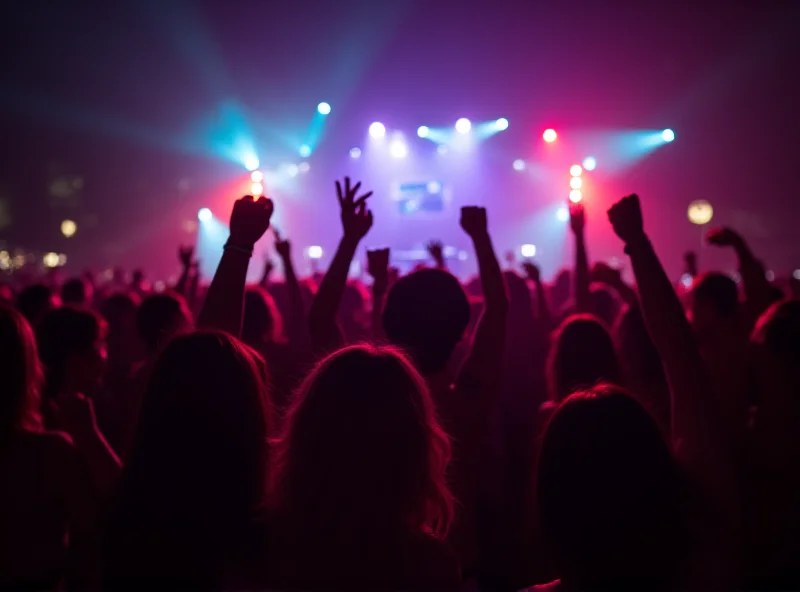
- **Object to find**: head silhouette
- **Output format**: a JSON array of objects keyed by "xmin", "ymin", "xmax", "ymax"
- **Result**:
[
  {"xmin": 590, "ymin": 284, "xmax": 621, "ymax": 327},
  {"xmin": 136, "ymin": 292, "xmax": 191, "ymax": 356},
  {"xmin": 0, "ymin": 305, "xmax": 43, "ymax": 436},
  {"xmin": 16, "ymin": 284, "xmax": 60, "ymax": 326},
  {"xmin": 752, "ymin": 298, "xmax": 800, "ymax": 398},
  {"xmin": 691, "ymin": 273, "xmax": 739, "ymax": 335},
  {"xmin": 548, "ymin": 314, "xmax": 623, "ymax": 402},
  {"xmin": 537, "ymin": 385, "xmax": 686, "ymax": 590},
  {"xmin": 243, "ymin": 287, "xmax": 283, "ymax": 345},
  {"xmin": 382, "ymin": 268, "xmax": 470, "ymax": 375},
  {"xmin": 271, "ymin": 344, "xmax": 453, "ymax": 539},
  {"xmin": 62, "ymin": 277, "xmax": 92, "ymax": 306},
  {"xmin": 104, "ymin": 331, "xmax": 271, "ymax": 587}
]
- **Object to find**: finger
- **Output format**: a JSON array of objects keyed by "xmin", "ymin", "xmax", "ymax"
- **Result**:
[
  {"xmin": 336, "ymin": 181, "xmax": 343, "ymax": 205},
  {"xmin": 345, "ymin": 177, "xmax": 351, "ymax": 199},
  {"xmin": 356, "ymin": 201, "xmax": 366, "ymax": 216},
  {"xmin": 353, "ymin": 191, "xmax": 373, "ymax": 208},
  {"xmin": 351, "ymin": 181, "xmax": 362, "ymax": 197}
]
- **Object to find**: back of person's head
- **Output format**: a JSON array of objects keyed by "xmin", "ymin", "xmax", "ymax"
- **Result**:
[
  {"xmin": 537, "ymin": 385, "xmax": 686, "ymax": 590},
  {"xmin": 551, "ymin": 269, "xmax": 572, "ymax": 311},
  {"xmin": 547, "ymin": 314, "xmax": 623, "ymax": 402},
  {"xmin": 61, "ymin": 277, "xmax": 92, "ymax": 306},
  {"xmin": 101, "ymin": 292, "xmax": 140, "ymax": 330},
  {"xmin": 271, "ymin": 344, "xmax": 453, "ymax": 540},
  {"xmin": 614, "ymin": 304, "xmax": 666, "ymax": 387},
  {"xmin": 243, "ymin": 287, "xmax": 283, "ymax": 345},
  {"xmin": 0, "ymin": 305, "xmax": 43, "ymax": 436},
  {"xmin": 136, "ymin": 292, "xmax": 191, "ymax": 355},
  {"xmin": 752, "ymin": 298, "xmax": 800, "ymax": 395},
  {"xmin": 36, "ymin": 306, "xmax": 106, "ymax": 400},
  {"xmin": 383, "ymin": 268, "xmax": 470, "ymax": 375},
  {"xmin": 16, "ymin": 284, "xmax": 59, "ymax": 326},
  {"xmin": 105, "ymin": 331, "xmax": 270, "ymax": 587},
  {"xmin": 590, "ymin": 284, "xmax": 621, "ymax": 327},
  {"xmin": 691, "ymin": 272, "xmax": 739, "ymax": 333},
  {"xmin": 504, "ymin": 270, "xmax": 532, "ymax": 318}
]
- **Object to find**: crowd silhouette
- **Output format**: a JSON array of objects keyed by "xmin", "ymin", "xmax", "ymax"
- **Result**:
[{"xmin": 1, "ymin": 178, "xmax": 799, "ymax": 591}]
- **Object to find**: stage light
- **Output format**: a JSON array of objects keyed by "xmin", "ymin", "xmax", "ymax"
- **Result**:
[
  {"xmin": 417, "ymin": 126, "xmax": 430, "ymax": 138},
  {"xmin": 570, "ymin": 164, "xmax": 583, "ymax": 177},
  {"xmin": 793, "ymin": 269, "xmax": 800, "ymax": 280},
  {"xmin": 687, "ymin": 200, "xmax": 713, "ymax": 225},
  {"xmin": 495, "ymin": 118, "xmax": 509, "ymax": 131},
  {"xmin": 317, "ymin": 102, "xmax": 331, "ymax": 115},
  {"xmin": 287, "ymin": 164, "xmax": 299, "ymax": 177},
  {"xmin": 349, "ymin": 147, "xmax": 362, "ymax": 159},
  {"xmin": 543, "ymin": 128, "xmax": 557, "ymax": 143},
  {"xmin": 437, "ymin": 144, "xmax": 448, "ymax": 156},
  {"xmin": 570, "ymin": 177, "xmax": 583, "ymax": 189},
  {"xmin": 556, "ymin": 206, "xmax": 570, "ymax": 222},
  {"xmin": 662, "ymin": 128, "xmax": 675, "ymax": 142},
  {"xmin": 583, "ymin": 156, "xmax": 597, "ymax": 171},
  {"xmin": 250, "ymin": 170, "xmax": 264, "ymax": 183},
  {"xmin": 251, "ymin": 182, "xmax": 264, "ymax": 196},
  {"xmin": 427, "ymin": 181, "xmax": 442, "ymax": 194},
  {"xmin": 61, "ymin": 219, "xmax": 77, "ymax": 238},
  {"xmin": 455, "ymin": 118, "xmax": 471, "ymax": 134},
  {"xmin": 299, "ymin": 144, "xmax": 311, "ymax": 158},
  {"xmin": 308, "ymin": 245, "xmax": 323, "ymax": 259},
  {"xmin": 243, "ymin": 155, "xmax": 260, "ymax": 172},
  {"xmin": 520, "ymin": 244, "xmax": 537, "ymax": 258},
  {"xmin": 43, "ymin": 252, "xmax": 60, "ymax": 268},
  {"xmin": 569, "ymin": 189, "xmax": 583, "ymax": 203},
  {"xmin": 298, "ymin": 162, "xmax": 310, "ymax": 173},
  {"xmin": 369, "ymin": 122, "xmax": 386, "ymax": 139},
  {"xmin": 198, "ymin": 208, "xmax": 212, "ymax": 222},
  {"xmin": 389, "ymin": 139, "xmax": 408, "ymax": 159},
  {"xmin": 513, "ymin": 159, "xmax": 526, "ymax": 171}
]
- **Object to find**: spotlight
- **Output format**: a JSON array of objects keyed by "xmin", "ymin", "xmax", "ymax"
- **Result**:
[
  {"xmin": 661, "ymin": 128, "xmax": 675, "ymax": 142},
  {"xmin": 569, "ymin": 177, "xmax": 583, "ymax": 189},
  {"xmin": 317, "ymin": 102, "xmax": 331, "ymax": 115},
  {"xmin": 349, "ymin": 147, "xmax": 362, "ymax": 159},
  {"xmin": 60, "ymin": 219, "xmax": 77, "ymax": 238},
  {"xmin": 298, "ymin": 162, "xmax": 310, "ymax": 173},
  {"xmin": 543, "ymin": 128, "xmax": 557, "ymax": 143},
  {"xmin": 556, "ymin": 206, "xmax": 570, "ymax": 222},
  {"xmin": 495, "ymin": 118, "xmax": 509, "ymax": 131},
  {"xmin": 417, "ymin": 126, "xmax": 430, "ymax": 138},
  {"xmin": 687, "ymin": 200, "xmax": 713, "ymax": 225},
  {"xmin": 198, "ymin": 208, "xmax": 212, "ymax": 222},
  {"xmin": 287, "ymin": 164, "xmax": 299, "ymax": 177},
  {"xmin": 389, "ymin": 139, "xmax": 408, "ymax": 159},
  {"xmin": 299, "ymin": 144, "xmax": 312, "ymax": 158},
  {"xmin": 243, "ymin": 155, "xmax": 260, "ymax": 172},
  {"xmin": 583, "ymin": 156, "xmax": 597, "ymax": 171},
  {"xmin": 569, "ymin": 189, "xmax": 583, "ymax": 203},
  {"xmin": 251, "ymin": 182, "xmax": 264, "ymax": 196},
  {"xmin": 250, "ymin": 170, "xmax": 264, "ymax": 183},
  {"xmin": 308, "ymin": 245, "xmax": 323, "ymax": 259},
  {"xmin": 369, "ymin": 122, "xmax": 386, "ymax": 139},
  {"xmin": 520, "ymin": 244, "xmax": 537, "ymax": 258},
  {"xmin": 570, "ymin": 164, "xmax": 583, "ymax": 177},
  {"xmin": 427, "ymin": 181, "xmax": 442, "ymax": 194},
  {"xmin": 513, "ymin": 159, "xmax": 526, "ymax": 171},
  {"xmin": 455, "ymin": 118, "xmax": 471, "ymax": 134}
]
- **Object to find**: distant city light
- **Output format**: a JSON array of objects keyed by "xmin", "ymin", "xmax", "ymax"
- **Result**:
[
  {"xmin": 389, "ymin": 139, "xmax": 408, "ymax": 159},
  {"xmin": 455, "ymin": 118, "xmax": 472, "ymax": 134},
  {"xmin": 317, "ymin": 102, "xmax": 331, "ymax": 115},
  {"xmin": 287, "ymin": 164, "xmax": 299, "ymax": 177},
  {"xmin": 61, "ymin": 219, "xmax": 77, "ymax": 238},
  {"xmin": 569, "ymin": 189, "xmax": 583, "ymax": 203},
  {"xmin": 556, "ymin": 206, "xmax": 570, "ymax": 222},
  {"xmin": 687, "ymin": 199, "xmax": 713, "ymax": 225},
  {"xmin": 198, "ymin": 208, "xmax": 212, "ymax": 222},
  {"xmin": 243, "ymin": 155, "xmax": 260, "ymax": 172},
  {"xmin": 513, "ymin": 159, "xmax": 526, "ymax": 171},
  {"xmin": 250, "ymin": 170, "xmax": 264, "ymax": 183},
  {"xmin": 308, "ymin": 245, "xmax": 323, "ymax": 259},
  {"xmin": 417, "ymin": 126, "xmax": 430, "ymax": 138},
  {"xmin": 583, "ymin": 156, "xmax": 597, "ymax": 171},
  {"xmin": 570, "ymin": 164, "xmax": 583, "ymax": 177},
  {"xmin": 520, "ymin": 244, "xmax": 537, "ymax": 258},
  {"xmin": 349, "ymin": 147, "xmax": 362, "ymax": 159},
  {"xmin": 495, "ymin": 118, "xmax": 509, "ymax": 131},
  {"xmin": 251, "ymin": 182, "xmax": 264, "ymax": 196},
  {"xmin": 662, "ymin": 128, "xmax": 675, "ymax": 142},
  {"xmin": 569, "ymin": 177, "xmax": 583, "ymax": 189},
  {"xmin": 369, "ymin": 122, "xmax": 386, "ymax": 139},
  {"xmin": 543, "ymin": 128, "xmax": 557, "ymax": 143},
  {"xmin": 43, "ymin": 252, "xmax": 60, "ymax": 268},
  {"xmin": 298, "ymin": 162, "xmax": 310, "ymax": 173},
  {"xmin": 299, "ymin": 144, "xmax": 312, "ymax": 158}
]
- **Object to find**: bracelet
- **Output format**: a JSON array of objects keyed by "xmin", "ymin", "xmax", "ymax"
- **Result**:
[{"xmin": 224, "ymin": 241, "xmax": 254, "ymax": 257}]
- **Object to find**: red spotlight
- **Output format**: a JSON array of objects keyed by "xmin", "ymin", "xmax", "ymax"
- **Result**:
[{"xmin": 543, "ymin": 128, "xmax": 557, "ymax": 143}]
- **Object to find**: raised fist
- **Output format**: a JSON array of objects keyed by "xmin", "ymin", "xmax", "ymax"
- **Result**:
[
  {"xmin": 607, "ymin": 194, "xmax": 645, "ymax": 245},
  {"xmin": 522, "ymin": 261, "xmax": 541, "ymax": 283},
  {"xmin": 337, "ymin": 177, "xmax": 374, "ymax": 240},
  {"xmin": 427, "ymin": 240, "xmax": 444, "ymax": 266},
  {"xmin": 570, "ymin": 203, "xmax": 586, "ymax": 235},
  {"xmin": 274, "ymin": 229, "xmax": 291, "ymax": 259},
  {"xmin": 229, "ymin": 195, "xmax": 274, "ymax": 248},
  {"xmin": 178, "ymin": 245, "xmax": 194, "ymax": 268},
  {"xmin": 460, "ymin": 206, "xmax": 488, "ymax": 238}
]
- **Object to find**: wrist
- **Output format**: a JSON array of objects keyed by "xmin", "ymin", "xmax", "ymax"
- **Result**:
[
  {"xmin": 623, "ymin": 234, "xmax": 650, "ymax": 255},
  {"xmin": 224, "ymin": 240, "xmax": 254, "ymax": 257}
]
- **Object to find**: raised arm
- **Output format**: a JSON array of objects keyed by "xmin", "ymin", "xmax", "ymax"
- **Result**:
[
  {"xmin": 522, "ymin": 260, "xmax": 553, "ymax": 332},
  {"xmin": 197, "ymin": 196, "xmax": 273, "ymax": 336},
  {"xmin": 308, "ymin": 177, "xmax": 373, "ymax": 351},
  {"xmin": 174, "ymin": 246, "xmax": 194, "ymax": 297},
  {"xmin": 274, "ymin": 231, "xmax": 308, "ymax": 348},
  {"xmin": 259, "ymin": 258, "xmax": 275, "ymax": 290},
  {"xmin": 427, "ymin": 240, "xmax": 447, "ymax": 270},
  {"xmin": 570, "ymin": 203, "xmax": 592, "ymax": 313},
  {"xmin": 457, "ymin": 207, "xmax": 509, "ymax": 389},
  {"xmin": 592, "ymin": 261, "xmax": 638, "ymax": 307},
  {"xmin": 367, "ymin": 248, "xmax": 390, "ymax": 341}
]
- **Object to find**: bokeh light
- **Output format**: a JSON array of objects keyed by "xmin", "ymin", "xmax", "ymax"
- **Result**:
[
  {"xmin": 455, "ymin": 118, "xmax": 472, "ymax": 134},
  {"xmin": 583, "ymin": 156, "xmax": 597, "ymax": 171},
  {"xmin": 556, "ymin": 206, "xmax": 570, "ymax": 222},
  {"xmin": 308, "ymin": 245, "xmax": 323, "ymax": 259},
  {"xmin": 513, "ymin": 159, "xmax": 526, "ymax": 171},
  {"xmin": 251, "ymin": 182, "xmax": 264, "ymax": 196},
  {"xmin": 662, "ymin": 128, "xmax": 675, "ymax": 142},
  {"xmin": 570, "ymin": 164, "xmax": 583, "ymax": 177},
  {"xmin": 298, "ymin": 162, "xmax": 310, "ymax": 173},
  {"xmin": 389, "ymin": 139, "xmax": 408, "ymax": 159},
  {"xmin": 43, "ymin": 252, "xmax": 60, "ymax": 268},
  {"xmin": 198, "ymin": 208, "xmax": 212, "ymax": 222},
  {"xmin": 299, "ymin": 144, "xmax": 312, "ymax": 158},
  {"xmin": 250, "ymin": 170, "xmax": 264, "ymax": 183},
  {"xmin": 569, "ymin": 177, "xmax": 583, "ymax": 189},
  {"xmin": 495, "ymin": 118, "xmax": 509, "ymax": 131},
  {"xmin": 687, "ymin": 199, "xmax": 713, "ymax": 225},
  {"xmin": 243, "ymin": 155, "xmax": 260, "ymax": 172},
  {"xmin": 520, "ymin": 243, "xmax": 537, "ymax": 258},
  {"xmin": 543, "ymin": 128, "xmax": 557, "ymax": 143},
  {"xmin": 317, "ymin": 102, "xmax": 331, "ymax": 115},
  {"xmin": 349, "ymin": 147, "xmax": 362, "ymax": 159},
  {"xmin": 61, "ymin": 219, "xmax": 77, "ymax": 238},
  {"xmin": 417, "ymin": 126, "xmax": 430, "ymax": 138},
  {"xmin": 437, "ymin": 144, "xmax": 448, "ymax": 156},
  {"xmin": 369, "ymin": 122, "xmax": 386, "ymax": 139},
  {"xmin": 287, "ymin": 164, "xmax": 299, "ymax": 177},
  {"xmin": 569, "ymin": 189, "xmax": 583, "ymax": 203}
]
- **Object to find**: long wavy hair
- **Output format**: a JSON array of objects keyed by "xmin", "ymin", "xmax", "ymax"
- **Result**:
[
  {"xmin": 269, "ymin": 343, "xmax": 453, "ymax": 539},
  {"xmin": 0, "ymin": 305, "xmax": 43, "ymax": 437}
]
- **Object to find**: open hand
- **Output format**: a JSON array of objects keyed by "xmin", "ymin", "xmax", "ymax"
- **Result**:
[
  {"xmin": 367, "ymin": 248, "xmax": 390, "ymax": 293},
  {"xmin": 522, "ymin": 261, "xmax": 541, "ymax": 283},
  {"xmin": 274, "ymin": 229, "xmax": 291, "ymax": 259},
  {"xmin": 229, "ymin": 195, "xmax": 274, "ymax": 247},
  {"xmin": 608, "ymin": 194, "xmax": 645, "ymax": 245},
  {"xmin": 178, "ymin": 245, "xmax": 194, "ymax": 268},
  {"xmin": 569, "ymin": 203, "xmax": 586, "ymax": 235},
  {"xmin": 427, "ymin": 240, "xmax": 444, "ymax": 266},
  {"xmin": 706, "ymin": 227, "xmax": 743, "ymax": 249},
  {"xmin": 337, "ymin": 177, "xmax": 374, "ymax": 240},
  {"xmin": 460, "ymin": 206, "xmax": 488, "ymax": 238}
]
